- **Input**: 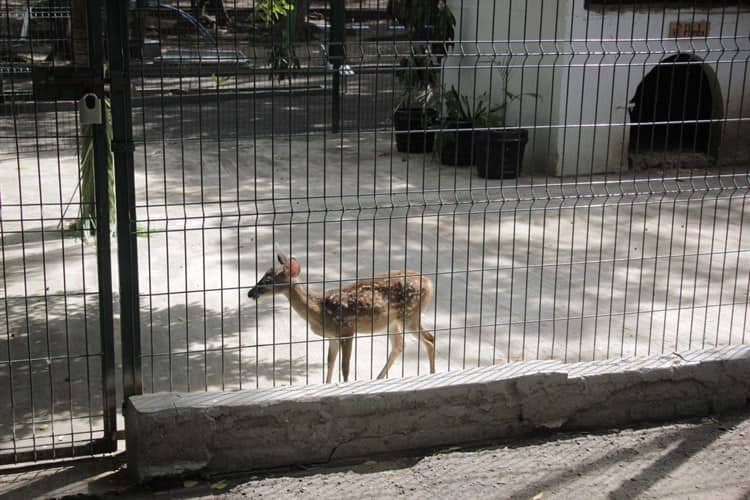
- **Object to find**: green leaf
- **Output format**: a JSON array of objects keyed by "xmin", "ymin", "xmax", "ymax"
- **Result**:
[
  {"xmin": 252, "ymin": 0, "xmax": 294, "ymax": 26},
  {"xmin": 72, "ymin": 97, "xmax": 115, "ymax": 234},
  {"xmin": 210, "ymin": 481, "xmax": 228, "ymax": 490}
]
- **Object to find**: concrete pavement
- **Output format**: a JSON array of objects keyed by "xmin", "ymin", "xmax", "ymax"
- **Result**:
[{"xmin": 1, "ymin": 409, "xmax": 748, "ymax": 499}]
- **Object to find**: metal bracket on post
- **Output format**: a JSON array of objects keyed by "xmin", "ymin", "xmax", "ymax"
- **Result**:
[{"xmin": 78, "ymin": 93, "xmax": 102, "ymax": 124}]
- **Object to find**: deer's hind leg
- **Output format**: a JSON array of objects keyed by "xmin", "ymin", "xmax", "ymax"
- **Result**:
[
  {"xmin": 377, "ymin": 322, "xmax": 404, "ymax": 379},
  {"xmin": 407, "ymin": 316, "xmax": 435, "ymax": 374},
  {"xmin": 325, "ymin": 330, "xmax": 355, "ymax": 383}
]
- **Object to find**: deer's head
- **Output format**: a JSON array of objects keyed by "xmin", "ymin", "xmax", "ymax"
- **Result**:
[{"xmin": 247, "ymin": 248, "xmax": 301, "ymax": 300}]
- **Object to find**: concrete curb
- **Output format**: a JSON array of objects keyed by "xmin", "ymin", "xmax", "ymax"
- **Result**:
[{"xmin": 125, "ymin": 345, "xmax": 750, "ymax": 482}]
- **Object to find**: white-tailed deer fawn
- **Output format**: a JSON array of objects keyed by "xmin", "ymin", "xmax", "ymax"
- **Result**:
[{"xmin": 248, "ymin": 249, "xmax": 435, "ymax": 383}]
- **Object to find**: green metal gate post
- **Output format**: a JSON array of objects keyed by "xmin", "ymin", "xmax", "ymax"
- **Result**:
[
  {"xmin": 86, "ymin": 0, "xmax": 117, "ymax": 451},
  {"xmin": 106, "ymin": 0, "xmax": 142, "ymax": 400}
]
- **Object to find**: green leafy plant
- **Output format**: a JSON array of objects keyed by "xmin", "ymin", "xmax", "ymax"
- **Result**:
[
  {"xmin": 252, "ymin": 0, "xmax": 299, "ymax": 82},
  {"xmin": 465, "ymin": 67, "xmax": 541, "ymax": 177},
  {"xmin": 443, "ymin": 67, "xmax": 541, "ymax": 127},
  {"xmin": 387, "ymin": 0, "xmax": 455, "ymax": 57},
  {"xmin": 253, "ymin": 0, "xmax": 294, "ymax": 27},
  {"xmin": 489, "ymin": 65, "xmax": 541, "ymax": 127},
  {"xmin": 210, "ymin": 73, "xmax": 229, "ymax": 87},
  {"xmin": 436, "ymin": 72, "xmax": 540, "ymax": 166},
  {"xmin": 435, "ymin": 87, "xmax": 503, "ymax": 161},
  {"xmin": 442, "ymin": 86, "xmax": 504, "ymax": 127},
  {"xmin": 68, "ymin": 98, "xmax": 115, "ymax": 234},
  {"xmin": 267, "ymin": 45, "xmax": 300, "ymax": 81},
  {"xmin": 387, "ymin": 0, "xmax": 456, "ymax": 108}
]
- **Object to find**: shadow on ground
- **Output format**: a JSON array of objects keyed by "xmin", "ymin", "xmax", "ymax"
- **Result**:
[{"xmin": 2, "ymin": 411, "xmax": 748, "ymax": 499}]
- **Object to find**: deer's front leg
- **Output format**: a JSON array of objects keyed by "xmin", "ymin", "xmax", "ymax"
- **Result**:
[
  {"xmin": 377, "ymin": 323, "xmax": 404, "ymax": 379},
  {"xmin": 340, "ymin": 333, "xmax": 354, "ymax": 382},
  {"xmin": 325, "ymin": 339, "xmax": 340, "ymax": 383}
]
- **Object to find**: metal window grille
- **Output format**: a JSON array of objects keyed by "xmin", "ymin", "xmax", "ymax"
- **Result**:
[{"xmin": 1, "ymin": 0, "xmax": 749, "ymax": 463}]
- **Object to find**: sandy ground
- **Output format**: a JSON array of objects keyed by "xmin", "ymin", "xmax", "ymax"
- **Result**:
[{"xmin": 2, "ymin": 127, "xmax": 750, "ymax": 457}]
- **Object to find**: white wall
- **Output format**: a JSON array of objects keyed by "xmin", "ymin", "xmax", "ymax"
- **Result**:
[
  {"xmin": 443, "ymin": 1, "xmax": 750, "ymax": 176},
  {"xmin": 562, "ymin": 4, "xmax": 750, "ymax": 175},
  {"xmin": 444, "ymin": 0, "xmax": 570, "ymax": 174}
]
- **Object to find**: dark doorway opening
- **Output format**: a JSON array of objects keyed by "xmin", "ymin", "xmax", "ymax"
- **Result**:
[{"xmin": 629, "ymin": 54, "xmax": 720, "ymax": 157}]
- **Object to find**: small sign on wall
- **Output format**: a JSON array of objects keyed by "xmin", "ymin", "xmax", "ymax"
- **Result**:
[{"xmin": 669, "ymin": 21, "xmax": 710, "ymax": 38}]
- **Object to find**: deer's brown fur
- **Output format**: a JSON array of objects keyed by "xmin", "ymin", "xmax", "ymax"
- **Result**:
[{"xmin": 248, "ymin": 252, "xmax": 435, "ymax": 383}]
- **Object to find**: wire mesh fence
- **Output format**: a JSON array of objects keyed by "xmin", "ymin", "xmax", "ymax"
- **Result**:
[
  {"xmin": 1, "ymin": 0, "xmax": 116, "ymax": 463},
  {"xmin": 1, "ymin": 0, "xmax": 750, "ymax": 463},
  {"xmin": 126, "ymin": 0, "xmax": 750, "ymax": 391}
]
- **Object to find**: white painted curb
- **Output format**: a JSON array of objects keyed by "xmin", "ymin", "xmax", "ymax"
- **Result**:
[{"xmin": 125, "ymin": 345, "xmax": 750, "ymax": 481}]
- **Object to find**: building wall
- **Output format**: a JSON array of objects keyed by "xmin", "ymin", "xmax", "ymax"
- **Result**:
[
  {"xmin": 443, "ymin": 0, "xmax": 750, "ymax": 176},
  {"xmin": 443, "ymin": 0, "xmax": 568, "ymax": 175}
]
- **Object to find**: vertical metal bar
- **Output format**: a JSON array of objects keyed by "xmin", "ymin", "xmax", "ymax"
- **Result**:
[
  {"xmin": 0, "ymin": 2, "xmax": 18, "ymax": 461},
  {"xmin": 303, "ymin": 0, "xmax": 313, "ymax": 386},
  {"xmin": 233, "ymin": 0, "xmax": 243, "ymax": 390},
  {"xmin": 106, "ymin": 0, "xmax": 142, "ymax": 399},
  {"xmin": 573, "ymin": 3, "xmax": 595, "ymax": 361},
  {"xmin": 198, "ymin": 7, "xmax": 208, "ymax": 393},
  {"xmin": 52, "ymin": 96, "xmax": 77, "ymax": 451},
  {"xmin": 288, "ymin": 4, "xmax": 295, "ymax": 386},
  {"xmin": 157, "ymin": 3, "xmax": 173, "ymax": 393},
  {"xmin": 132, "ymin": 0, "xmax": 152, "ymax": 393},
  {"xmin": 353, "ymin": 0, "xmax": 365, "ymax": 380},
  {"xmin": 174, "ymin": 1, "xmax": 187, "ymax": 393},
  {"xmin": 212, "ymin": 6, "xmax": 226, "ymax": 391},
  {"xmin": 252, "ymin": 0, "xmax": 260, "ymax": 389},
  {"xmin": 24, "ymin": 0, "xmax": 42, "ymax": 459},
  {"xmin": 330, "ymin": 0, "xmax": 345, "ymax": 133},
  {"xmin": 87, "ymin": 0, "xmax": 117, "ymax": 450}
]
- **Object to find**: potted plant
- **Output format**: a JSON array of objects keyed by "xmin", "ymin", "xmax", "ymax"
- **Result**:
[
  {"xmin": 438, "ymin": 86, "xmax": 504, "ymax": 166},
  {"xmin": 388, "ymin": 0, "xmax": 455, "ymax": 153},
  {"xmin": 253, "ymin": 0, "xmax": 300, "ymax": 82},
  {"xmin": 474, "ymin": 127, "xmax": 529, "ymax": 180},
  {"xmin": 473, "ymin": 69, "xmax": 538, "ymax": 179}
]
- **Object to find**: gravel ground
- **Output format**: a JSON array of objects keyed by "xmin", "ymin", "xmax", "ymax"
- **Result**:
[
  {"xmin": 2, "ymin": 410, "xmax": 748, "ymax": 499},
  {"xmin": 219, "ymin": 412, "xmax": 750, "ymax": 500}
]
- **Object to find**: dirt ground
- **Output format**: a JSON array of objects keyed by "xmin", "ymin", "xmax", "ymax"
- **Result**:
[{"xmin": 1, "ymin": 410, "xmax": 749, "ymax": 499}]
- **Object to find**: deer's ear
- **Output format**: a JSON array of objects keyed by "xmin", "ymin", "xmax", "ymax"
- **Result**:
[
  {"xmin": 276, "ymin": 245, "xmax": 289, "ymax": 265},
  {"xmin": 285, "ymin": 258, "xmax": 301, "ymax": 278}
]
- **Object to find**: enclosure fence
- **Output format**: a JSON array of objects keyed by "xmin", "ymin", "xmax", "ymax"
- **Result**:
[{"xmin": 1, "ymin": 0, "xmax": 749, "ymax": 463}]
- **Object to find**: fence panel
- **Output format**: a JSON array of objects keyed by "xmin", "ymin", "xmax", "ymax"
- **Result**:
[
  {"xmin": 0, "ymin": 0, "xmax": 116, "ymax": 463},
  {"xmin": 126, "ymin": 0, "xmax": 750, "ymax": 392}
]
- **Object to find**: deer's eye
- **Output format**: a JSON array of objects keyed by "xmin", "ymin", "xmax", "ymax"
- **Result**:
[{"xmin": 254, "ymin": 272, "xmax": 272, "ymax": 286}]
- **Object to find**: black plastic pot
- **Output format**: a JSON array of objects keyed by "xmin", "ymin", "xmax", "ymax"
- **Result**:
[
  {"xmin": 474, "ymin": 129, "xmax": 529, "ymax": 179},
  {"xmin": 439, "ymin": 119, "xmax": 474, "ymax": 166},
  {"xmin": 393, "ymin": 107, "xmax": 437, "ymax": 153}
]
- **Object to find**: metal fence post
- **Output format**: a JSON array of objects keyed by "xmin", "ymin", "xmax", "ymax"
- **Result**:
[
  {"xmin": 106, "ymin": 0, "xmax": 142, "ymax": 401},
  {"xmin": 330, "ymin": 0, "xmax": 345, "ymax": 133},
  {"xmin": 85, "ymin": 0, "xmax": 117, "ymax": 450}
]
